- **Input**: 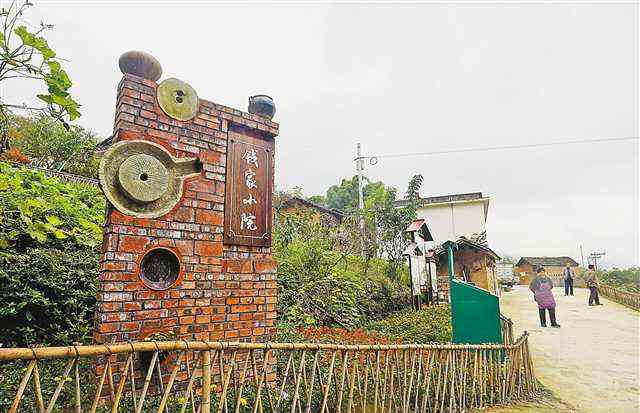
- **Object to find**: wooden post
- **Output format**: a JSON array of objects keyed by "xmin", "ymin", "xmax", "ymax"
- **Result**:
[{"xmin": 201, "ymin": 350, "xmax": 212, "ymax": 413}]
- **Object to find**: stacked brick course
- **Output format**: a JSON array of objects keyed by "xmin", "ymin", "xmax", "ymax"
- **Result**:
[{"xmin": 94, "ymin": 73, "xmax": 279, "ymax": 346}]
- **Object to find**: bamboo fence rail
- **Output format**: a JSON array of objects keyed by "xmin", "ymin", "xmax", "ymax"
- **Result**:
[
  {"xmin": 0, "ymin": 334, "xmax": 538, "ymax": 413},
  {"xmin": 499, "ymin": 315, "xmax": 514, "ymax": 345},
  {"xmin": 598, "ymin": 285, "xmax": 640, "ymax": 311}
]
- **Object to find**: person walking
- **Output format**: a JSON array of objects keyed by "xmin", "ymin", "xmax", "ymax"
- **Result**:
[
  {"xmin": 563, "ymin": 262, "xmax": 575, "ymax": 296},
  {"xmin": 529, "ymin": 265, "xmax": 561, "ymax": 328},
  {"xmin": 585, "ymin": 264, "xmax": 603, "ymax": 306}
]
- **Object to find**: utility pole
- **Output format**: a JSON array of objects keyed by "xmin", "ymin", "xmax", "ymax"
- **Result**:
[
  {"xmin": 580, "ymin": 245, "xmax": 585, "ymax": 268},
  {"xmin": 356, "ymin": 143, "xmax": 365, "ymax": 257},
  {"xmin": 356, "ymin": 143, "xmax": 364, "ymax": 225}
]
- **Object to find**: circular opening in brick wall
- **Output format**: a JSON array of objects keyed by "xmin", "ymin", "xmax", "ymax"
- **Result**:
[{"xmin": 140, "ymin": 248, "xmax": 180, "ymax": 290}]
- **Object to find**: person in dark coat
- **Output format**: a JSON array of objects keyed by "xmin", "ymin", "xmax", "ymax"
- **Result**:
[
  {"xmin": 585, "ymin": 264, "xmax": 603, "ymax": 306},
  {"xmin": 563, "ymin": 263, "xmax": 575, "ymax": 296},
  {"xmin": 529, "ymin": 265, "xmax": 560, "ymax": 328}
]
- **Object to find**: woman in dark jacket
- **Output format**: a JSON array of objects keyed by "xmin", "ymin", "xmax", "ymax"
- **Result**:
[{"xmin": 529, "ymin": 266, "xmax": 561, "ymax": 328}]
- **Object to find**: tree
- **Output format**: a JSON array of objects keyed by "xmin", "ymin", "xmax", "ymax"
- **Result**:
[
  {"xmin": 372, "ymin": 174, "xmax": 423, "ymax": 278},
  {"xmin": 1, "ymin": 1, "xmax": 81, "ymax": 149},
  {"xmin": 325, "ymin": 175, "xmax": 391, "ymax": 213},
  {"xmin": 7, "ymin": 114, "xmax": 100, "ymax": 177}
]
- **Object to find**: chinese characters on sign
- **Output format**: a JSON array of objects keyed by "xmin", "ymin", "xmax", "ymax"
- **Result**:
[
  {"xmin": 240, "ymin": 149, "xmax": 259, "ymax": 231},
  {"xmin": 224, "ymin": 128, "xmax": 274, "ymax": 247}
]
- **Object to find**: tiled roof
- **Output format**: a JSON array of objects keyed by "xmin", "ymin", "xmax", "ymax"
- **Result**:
[
  {"xmin": 280, "ymin": 196, "xmax": 343, "ymax": 219},
  {"xmin": 516, "ymin": 257, "xmax": 579, "ymax": 267},
  {"xmin": 395, "ymin": 192, "xmax": 485, "ymax": 208},
  {"xmin": 435, "ymin": 237, "xmax": 500, "ymax": 260}
]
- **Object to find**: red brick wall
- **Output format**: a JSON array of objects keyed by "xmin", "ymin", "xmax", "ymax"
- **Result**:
[{"xmin": 94, "ymin": 74, "xmax": 279, "ymax": 346}]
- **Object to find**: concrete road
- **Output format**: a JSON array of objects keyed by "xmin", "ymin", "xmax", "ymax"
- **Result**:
[{"xmin": 499, "ymin": 285, "xmax": 640, "ymax": 413}]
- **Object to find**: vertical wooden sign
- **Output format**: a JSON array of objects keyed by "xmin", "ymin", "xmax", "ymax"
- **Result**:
[{"xmin": 224, "ymin": 126, "xmax": 274, "ymax": 247}]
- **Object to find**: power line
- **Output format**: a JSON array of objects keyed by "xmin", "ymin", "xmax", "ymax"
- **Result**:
[{"xmin": 363, "ymin": 136, "xmax": 639, "ymax": 161}]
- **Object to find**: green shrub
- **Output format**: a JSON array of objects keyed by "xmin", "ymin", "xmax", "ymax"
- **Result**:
[
  {"xmin": 0, "ymin": 162, "xmax": 104, "ymax": 251},
  {"xmin": 0, "ymin": 248, "xmax": 98, "ymax": 347},
  {"xmin": 274, "ymin": 212, "xmax": 411, "ymax": 328},
  {"xmin": 364, "ymin": 306, "xmax": 452, "ymax": 344},
  {"xmin": 597, "ymin": 267, "xmax": 640, "ymax": 293}
]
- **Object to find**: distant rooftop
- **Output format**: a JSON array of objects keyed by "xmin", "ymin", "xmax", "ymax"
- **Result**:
[
  {"xmin": 395, "ymin": 192, "xmax": 487, "ymax": 208},
  {"xmin": 516, "ymin": 257, "xmax": 579, "ymax": 267},
  {"xmin": 279, "ymin": 196, "xmax": 343, "ymax": 220}
]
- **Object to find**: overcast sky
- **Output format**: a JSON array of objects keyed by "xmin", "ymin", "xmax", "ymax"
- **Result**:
[{"xmin": 4, "ymin": 1, "xmax": 638, "ymax": 268}]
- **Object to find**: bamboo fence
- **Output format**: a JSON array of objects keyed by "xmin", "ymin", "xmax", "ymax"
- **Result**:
[
  {"xmin": 499, "ymin": 315, "xmax": 514, "ymax": 345},
  {"xmin": 598, "ymin": 285, "xmax": 640, "ymax": 311},
  {"xmin": 0, "ymin": 334, "xmax": 538, "ymax": 413}
]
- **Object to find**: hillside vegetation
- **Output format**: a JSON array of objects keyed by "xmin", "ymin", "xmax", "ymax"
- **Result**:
[{"xmin": 0, "ymin": 162, "xmax": 103, "ymax": 347}]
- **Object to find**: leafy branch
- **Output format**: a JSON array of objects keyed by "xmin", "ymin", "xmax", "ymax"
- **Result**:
[{"xmin": 0, "ymin": 0, "xmax": 81, "ymax": 138}]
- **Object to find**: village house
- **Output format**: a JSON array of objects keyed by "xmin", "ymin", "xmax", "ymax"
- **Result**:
[
  {"xmin": 515, "ymin": 256, "xmax": 581, "ymax": 285},
  {"xmin": 396, "ymin": 192, "xmax": 490, "ymax": 246},
  {"xmin": 396, "ymin": 192, "xmax": 500, "ymax": 300},
  {"xmin": 277, "ymin": 195, "xmax": 343, "ymax": 226},
  {"xmin": 434, "ymin": 237, "xmax": 501, "ymax": 300}
]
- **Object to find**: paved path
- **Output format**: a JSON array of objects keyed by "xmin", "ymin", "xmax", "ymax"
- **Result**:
[{"xmin": 499, "ymin": 286, "xmax": 640, "ymax": 413}]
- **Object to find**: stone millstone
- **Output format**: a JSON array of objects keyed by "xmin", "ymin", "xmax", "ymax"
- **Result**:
[
  {"xmin": 157, "ymin": 78, "xmax": 199, "ymax": 121},
  {"xmin": 99, "ymin": 140, "xmax": 201, "ymax": 218},
  {"xmin": 117, "ymin": 154, "xmax": 169, "ymax": 203}
]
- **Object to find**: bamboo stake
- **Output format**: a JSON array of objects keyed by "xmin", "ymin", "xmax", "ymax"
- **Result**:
[
  {"xmin": 136, "ymin": 351, "xmax": 159, "ymax": 413},
  {"xmin": 46, "ymin": 357, "xmax": 76, "ymax": 413},
  {"xmin": 250, "ymin": 350, "xmax": 265, "ymax": 413},
  {"xmin": 33, "ymin": 362, "xmax": 46, "ymax": 413},
  {"xmin": 252, "ymin": 349, "xmax": 274, "ymax": 413},
  {"xmin": 201, "ymin": 350, "xmax": 212, "ymax": 413},
  {"xmin": 336, "ymin": 350, "xmax": 349, "ymax": 413},
  {"xmin": 373, "ymin": 350, "xmax": 381, "ymax": 413},
  {"xmin": 304, "ymin": 351, "xmax": 319, "ymax": 413},
  {"xmin": 217, "ymin": 349, "xmax": 229, "ymax": 413},
  {"xmin": 180, "ymin": 356, "xmax": 202, "ymax": 413},
  {"xmin": 234, "ymin": 352, "xmax": 252, "ymax": 413},
  {"xmin": 89, "ymin": 361, "xmax": 110, "ymax": 413},
  {"xmin": 362, "ymin": 353, "xmax": 372, "ymax": 413},
  {"xmin": 405, "ymin": 349, "xmax": 416, "ymax": 413},
  {"xmin": 8, "ymin": 359, "xmax": 36, "ymax": 413},
  {"xmin": 275, "ymin": 352, "xmax": 293, "ymax": 410},
  {"xmin": 461, "ymin": 349, "xmax": 468, "ymax": 410},
  {"xmin": 386, "ymin": 350, "xmax": 398, "ymax": 413},
  {"xmin": 346, "ymin": 352, "xmax": 358, "ymax": 413},
  {"xmin": 319, "ymin": 351, "xmax": 337, "ymax": 413},
  {"xmin": 290, "ymin": 349, "xmax": 307, "ymax": 413},
  {"xmin": 155, "ymin": 350, "xmax": 165, "ymax": 394},
  {"xmin": 75, "ymin": 359, "xmax": 82, "ymax": 413},
  {"xmin": 106, "ymin": 358, "xmax": 115, "ymax": 405},
  {"xmin": 217, "ymin": 351, "xmax": 237, "ymax": 413},
  {"xmin": 157, "ymin": 351, "xmax": 185, "ymax": 413},
  {"xmin": 111, "ymin": 353, "xmax": 133, "ymax": 413},
  {"xmin": 129, "ymin": 353, "xmax": 138, "ymax": 413},
  {"xmin": 448, "ymin": 350, "xmax": 455, "ymax": 413},
  {"xmin": 420, "ymin": 350, "xmax": 434, "ymax": 413}
]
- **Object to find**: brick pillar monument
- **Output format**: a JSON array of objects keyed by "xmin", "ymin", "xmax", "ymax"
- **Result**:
[{"xmin": 94, "ymin": 51, "xmax": 279, "ymax": 348}]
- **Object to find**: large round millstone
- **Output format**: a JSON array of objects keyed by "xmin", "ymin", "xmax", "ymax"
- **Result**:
[
  {"xmin": 117, "ymin": 154, "xmax": 169, "ymax": 203},
  {"xmin": 98, "ymin": 139, "xmax": 201, "ymax": 218}
]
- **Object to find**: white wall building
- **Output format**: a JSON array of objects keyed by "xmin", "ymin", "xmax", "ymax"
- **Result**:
[{"xmin": 396, "ymin": 192, "xmax": 490, "ymax": 247}]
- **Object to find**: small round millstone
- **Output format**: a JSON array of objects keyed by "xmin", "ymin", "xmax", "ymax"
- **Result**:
[
  {"xmin": 117, "ymin": 154, "xmax": 169, "ymax": 203},
  {"xmin": 157, "ymin": 77, "xmax": 199, "ymax": 121}
]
